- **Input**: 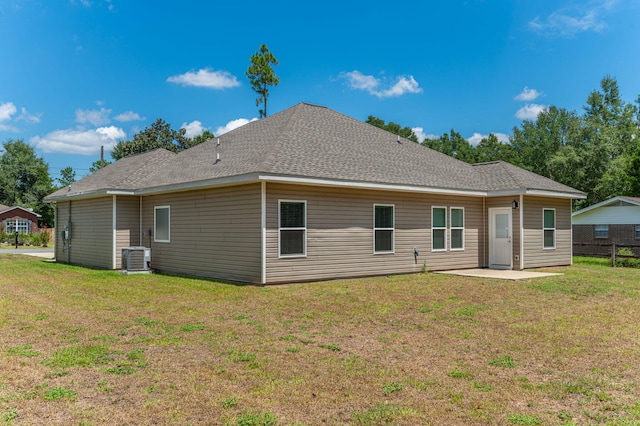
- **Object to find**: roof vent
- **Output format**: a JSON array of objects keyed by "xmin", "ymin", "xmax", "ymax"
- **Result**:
[{"xmin": 397, "ymin": 135, "xmax": 402, "ymax": 144}]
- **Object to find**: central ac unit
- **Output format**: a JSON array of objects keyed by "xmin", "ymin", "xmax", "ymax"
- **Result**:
[{"xmin": 122, "ymin": 246, "xmax": 151, "ymax": 272}]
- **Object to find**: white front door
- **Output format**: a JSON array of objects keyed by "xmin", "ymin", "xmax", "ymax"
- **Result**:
[{"xmin": 489, "ymin": 208, "xmax": 512, "ymax": 269}]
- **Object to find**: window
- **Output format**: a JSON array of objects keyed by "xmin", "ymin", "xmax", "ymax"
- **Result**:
[
  {"xmin": 594, "ymin": 225, "xmax": 609, "ymax": 239},
  {"xmin": 543, "ymin": 208, "xmax": 555, "ymax": 249},
  {"xmin": 279, "ymin": 201, "xmax": 306, "ymax": 257},
  {"xmin": 154, "ymin": 206, "xmax": 170, "ymax": 242},
  {"xmin": 2, "ymin": 218, "xmax": 30, "ymax": 233},
  {"xmin": 450, "ymin": 207, "xmax": 464, "ymax": 250},
  {"xmin": 432, "ymin": 207, "xmax": 447, "ymax": 251},
  {"xmin": 374, "ymin": 204, "xmax": 394, "ymax": 253},
  {"xmin": 636, "ymin": 225, "xmax": 640, "ymax": 239}
]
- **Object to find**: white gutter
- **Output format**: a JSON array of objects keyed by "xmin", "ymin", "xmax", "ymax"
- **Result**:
[{"xmin": 46, "ymin": 173, "xmax": 586, "ymax": 202}]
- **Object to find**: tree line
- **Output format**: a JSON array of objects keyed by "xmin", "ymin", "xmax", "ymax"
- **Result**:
[{"xmin": 370, "ymin": 76, "xmax": 640, "ymax": 210}]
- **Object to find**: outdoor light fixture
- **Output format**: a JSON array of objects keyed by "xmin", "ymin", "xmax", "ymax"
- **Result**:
[{"xmin": 512, "ymin": 200, "xmax": 519, "ymax": 209}]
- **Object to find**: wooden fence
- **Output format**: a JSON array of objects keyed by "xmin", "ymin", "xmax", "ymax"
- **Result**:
[{"xmin": 573, "ymin": 242, "xmax": 640, "ymax": 267}]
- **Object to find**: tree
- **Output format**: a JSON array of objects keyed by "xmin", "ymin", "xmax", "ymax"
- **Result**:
[
  {"xmin": 191, "ymin": 129, "xmax": 215, "ymax": 146},
  {"xmin": 111, "ymin": 118, "xmax": 199, "ymax": 160},
  {"xmin": 475, "ymin": 134, "xmax": 516, "ymax": 164},
  {"xmin": 246, "ymin": 44, "xmax": 280, "ymax": 118},
  {"xmin": 0, "ymin": 139, "xmax": 54, "ymax": 226},
  {"xmin": 423, "ymin": 130, "xmax": 477, "ymax": 163},
  {"xmin": 510, "ymin": 106, "xmax": 582, "ymax": 177},
  {"xmin": 365, "ymin": 116, "xmax": 419, "ymax": 143},
  {"xmin": 57, "ymin": 166, "xmax": 76, "ymax": 188},
  {"xmin": 90, "ymin": 159, "xmax": 112, "ymax": 173}
]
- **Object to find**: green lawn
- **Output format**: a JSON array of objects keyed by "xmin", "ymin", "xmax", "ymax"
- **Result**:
[{"xmin": 1, "ymin": 255, "xmax": 639, "ymax": 425}]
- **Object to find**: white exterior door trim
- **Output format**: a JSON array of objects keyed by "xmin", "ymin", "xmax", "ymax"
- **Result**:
[{"xmin": 489, "ymin": 207, "xmax": 512, "ymax": 270}]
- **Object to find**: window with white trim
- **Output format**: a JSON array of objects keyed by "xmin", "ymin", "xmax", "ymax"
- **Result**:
[
  {"xmin": 154, "ymin": 206, "xmax": 170, "ymax": 242},
  {"xmin": 594, "ymin": 225, "xmax": 609, "ymax": 239},
  {"xmin": 543, "ymin": 208, "xmax": 555, "ymax": 249},
  {"xmin": 2, "ymin": 218, "xmax": 30, "ymax": 233},
  {"xmin": 432, "ymin": 207, "xmax": 447, "ymax": 251},
  {"xmin": 374, "ymin": 204, "xmax": 394, "ymax": 253},
  {"xmin": 450, "ymin": 207, "xmax": 464, "ymax": 250},
  {"xmin": 279, "ymin": 200, "xmax": 306, "ymax": 257}
]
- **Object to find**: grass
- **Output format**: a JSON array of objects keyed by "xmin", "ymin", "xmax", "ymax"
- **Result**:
[{"xmin": 0, "ymin": 255, "xmax": 639, "ymax": 424}]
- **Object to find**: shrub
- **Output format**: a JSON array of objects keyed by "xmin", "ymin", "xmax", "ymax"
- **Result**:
[{"xmin": 40, "ymin": 230, "xmax": 50, "ymax": 246}]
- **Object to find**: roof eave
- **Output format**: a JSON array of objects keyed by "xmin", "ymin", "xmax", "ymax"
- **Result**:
[
  {"xmin": 44, "ymin": 189, "xmax": 135, "ymax": 203},
  {"xmin": 487, "ymin": 188, "xmax": 587, "ymax": 199},
  {"xmin": 572, "ymin": 195, "xmax": 640, "ymax": 216}
]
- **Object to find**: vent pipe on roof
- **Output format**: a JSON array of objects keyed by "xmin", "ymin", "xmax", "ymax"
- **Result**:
[
  {"xmin": 397, "ymin": 135, "xmax": 401, "ymax": 144},
  {"xmin": 217, "ymin": 138, "xmax": 220, "ymax": 146}
]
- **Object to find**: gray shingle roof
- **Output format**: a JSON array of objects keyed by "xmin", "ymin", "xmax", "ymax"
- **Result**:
[{"xmin": 45, "ymin": 102, "xmax": 585, "ymax": 201}]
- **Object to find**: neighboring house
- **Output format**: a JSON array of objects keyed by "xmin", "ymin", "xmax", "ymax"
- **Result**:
[
  {"xmin": 0, "ymin": 204, "xmax": 41, "ymax": 234},
  {"xmin": 572, "ymin": 196, "xmax": 640, "ymax": 257},
  {"xmin": 44, "ymin": 103, "xmax": 586, "ymax": 284}
]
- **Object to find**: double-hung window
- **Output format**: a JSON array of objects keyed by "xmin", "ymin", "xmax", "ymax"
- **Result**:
[
  {"xmin": 279, "ymin": 200, "xmax": 306, "ymax": 257},
  {"xmin": 3, "ymin": 218, "xmax": 29, "ymax": 233},
  {"xmin": 154, "ymin": 206, "xmax": 170, "ymax": 242},
  {"xmin": 543, "ymin": 208, "xmax": 555, "ymax": 249},
  {"xmin": 432, "ymin": 207, "xmax": 447, "ymax": 251},
  {"xmin": 450, "ymin": 207, "xmax": 464, "ymax": 250},
  {"xmin": 374, "ymin": 204, "xmax": 394, "ymax": 253},
  {"xmin": 594, "ymin": 225, "xmax": 609, "ymax": 239}
]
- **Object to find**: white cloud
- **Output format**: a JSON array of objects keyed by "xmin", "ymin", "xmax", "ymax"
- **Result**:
[
  {"xmin": 75, "ymin": 107, "xmax": 111, "ymax": 126},
  {"xmin": 181, "ymin": 120, "xmax": 206, "ymax": 138},
  {"xmin": 214, "ymin": 118, "xmax": 258, "ymax": 136},
  {"xmin": 412, "ymin": 127, "xmax": 439, "ymax": 143},
  {"xmin": 515, "ymin": 87, "xmax": 543, "ymax": 101},
  {"xmin": 0, "ymin": 102, "xmax": 17, "ymax": 122},
  {"xmin": 340, "ymin": 70, "xmax": 423, "ymax": 98},
  {"xmin": 341, "ymin": 70, "xmax": 379, "ymax": 91},
  {"xmin": 528, "ymin": 1, "xmax": 618, "ymax": 37},
  {"xmin": 114, "ymin": 111, "xmax": 145, "ymax": 122},
  {"xmin": 467, "ymin": 132, "xmax": 511, "ymax": 146},
  {"xmin": 167, "ymin": 68, "xmax": 241, "ymax": 89},
  {"xmin": 0, "ymin": 102, "xmax": 40, "ymax": 131},
  {"xmin": 515, "ymin": 103, "xmax": 547, "ymax": 120},
  {"xmin": 30, "ymin": 126, "xmax": 125, "ymax": 155},
  {"xmin": 17, "ymin": 107, "xmax": 41, "ymax": 124}
]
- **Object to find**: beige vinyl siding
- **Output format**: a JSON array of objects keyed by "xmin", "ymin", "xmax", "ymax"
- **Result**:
[
  {"xmin": 57, "ymin": 197, "xmax": 114, "ymax": 269},
  {"xmin": 54, "ymin": 202, "xmax": 70, "ymax": 263},
  {"xmin": 485, "ymin": 196, "xmax": 521, "ymax": 269},
  {"xmin": 141, "ymin": 184, "xmax": 262, "ymax": 283},
  {"xmin": 523, "ymin": 195, "xmax": 572, "ymax": 268},
  {"xmin": 115, "ymin": 196, "xmax": 141, "ymax": 269},
  {"xmin": 265, "ymin": 183, "xmax": 484, "ymax": 283}
]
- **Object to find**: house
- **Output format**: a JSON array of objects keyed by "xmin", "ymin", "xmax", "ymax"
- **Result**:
[
  {"xmin": 44, "ymin": 103, "xmax": 586, "ymax": 284},
  {"xmin": 0, "ymin": 204, "xmax": 41, "ymax": 234},
  {"xmin": 572, "ymin": 196, "xmax": 640, "ymax": 257}
]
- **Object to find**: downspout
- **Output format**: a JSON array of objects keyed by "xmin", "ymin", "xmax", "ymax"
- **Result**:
[
  {"xmin": 519, "ymin": 194, "xmax": 524, "ymax": 270},
  {"xmin": 67, "ymin": 201, "xmax": 71, "ymax": 264},
  {"xmin": 139, "ymin": 196, "xmax": 143, "ymax": 246},
  {"xmin": 53, "ymin": 202, "xmax": 57, "ymax": 261},
  {"xmin": 261, "ymin": 181, "xmax": 267, "ymax": 285},
  {"xmin": 569, "ymin": 198, "xmax": 574, "ymax": 265},
  {"xmin": 112, "ymin": 195, "xmax": 117, "ymax": 270},
  {"xmin": 482, "ymin": 197, "xmax": 486, "ymax": 267}
]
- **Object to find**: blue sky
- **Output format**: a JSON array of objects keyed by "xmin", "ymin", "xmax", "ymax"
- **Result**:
[{"xmin": 1, "ymin": 0, "xmax": 639, "ymax": 183}]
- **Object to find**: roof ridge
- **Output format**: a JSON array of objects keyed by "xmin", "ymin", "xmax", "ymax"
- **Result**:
[
  {"xmin": 257, "ymin": 103, "xmax": 305, "ymax": 172},
  {"xmin": 494, "ymin": 161, "xmax": 526, "ymax": 188}
]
